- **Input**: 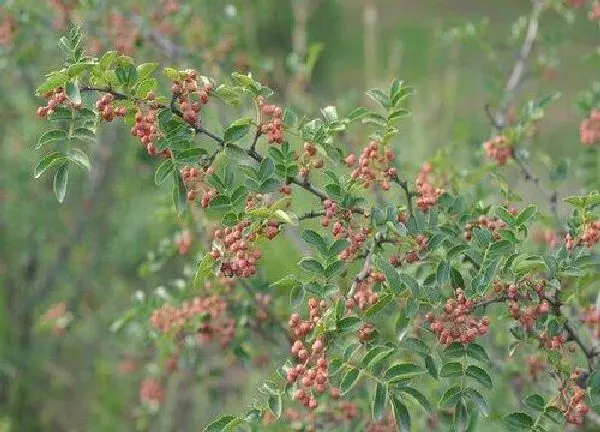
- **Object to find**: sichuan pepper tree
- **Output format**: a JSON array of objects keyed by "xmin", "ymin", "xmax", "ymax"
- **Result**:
[{"xmin": 32, "ymin": 3, "xmax": 600, "ymax": 431}]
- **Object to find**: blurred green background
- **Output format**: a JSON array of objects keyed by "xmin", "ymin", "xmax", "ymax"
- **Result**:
[{"xmin": 0, "ymin": 1, "xmax": 598, "ymax": 431}]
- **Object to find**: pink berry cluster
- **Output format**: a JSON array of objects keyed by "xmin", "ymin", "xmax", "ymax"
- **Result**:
[
  {"xmin": 171, "ymin": 70, "xmax": 214, "ymax": 126},
  {"xmin": 345, "ymin": 271, "xmax": 385, "ymax": 312},
  {"xmin": 357, "ymin": 322, "xmax": 375, "ymax": 342},
  {"xmin": 388, "ymin": 234, "xmax": 428, "ymax": 266},
  {"xmin": 589, "ymin": 3, "xmax": 600, "ymax": 20},
  {"xmin": 425, "ymin": 289, "xmax": 489, "ymax": 345},
  {"xmin": 257, "ymin": 96, "xmax": 284, "ymax": 144},
  {"xmin": 344, "ymin": 140, "xmax": 397, "ymax": 191},
  {"xmin": 287, "ymin": 299, "xmax": 341, "ymax": 410},
  {"xmin": 211, "ymin": 221, "xmax": 262, "ymax": 278},
  {"xmin": 139, "ymin": 377, "xmax": 165, "ymax": 407},
  {"xmin": 415, "ymin": 162, "xmax": 444, "ymax": 212},
  {"xmin": 483, "ymin": 135, "xmax": 513, "ymax": 166},
  {"xmin": 527, "ymin": 356, "xmax": 545, "ymax": 381},
  {"xmin": 320, "ymin": 200, "xmax": 368, "ymax": 261},
  {"xmin": 579, "ymin": 110, "xmax": 600, "ymax": 146},
  {"xmin": 464, "ymin": 215, "xmax": 507, "ymax": 241},
  {"xmin": 37, "ymin": 87, "xmax": 82, "ymax": 118},
  {"xmin": 367, "ymin": 416, "xmax": 397, "ymax": 432},
  {"xmin": 181, "ymin": 165, "xmax": 218, "ymax": 206},
  {"xmin": 558, "ymin": 370, "xmax": 590, "ymax": 426},
  {"xmin": 39, "ymin": 302, "xmax": 70, "ymax": 335},
  {"xmin": 149, "ymin": 295, "xmax": 234, "ymax": 347},
  {"xmin": 95, "ymin": 92, "xmax": 127, "ymax": 121},
  {"xmin": 582, "ymin": 306, "xmax": 600, "ymax": 338},
  {"xmin": 566, "ymin": 220, "xmax": 600, "ymax": 251},
  {"xmin": 538, "ymin": 331, "xmax": 566, "ymax": 351},
  {"xmin": 0, "ymin": 10, "xmax": 15, "ymax": 47},
  {"xmin": 130, "ymin": 102, "xmax": 170, "ymax": 158},
  {"xmin": 494, "ymin": 279, "xmax": 551, "ymax": 330},
  {"xmin": 174, "ymin": 228, "xmax": 193, "ymax": 255},
  {"xmin": 299, "ymin": 142, "xmax": 324, "ymax": 178}
]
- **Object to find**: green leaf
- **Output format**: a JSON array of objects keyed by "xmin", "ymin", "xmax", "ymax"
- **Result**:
[
  {"xmin": 384, "ymin": 362, "xmax": 423, "ymax": 382},
  {"xmin": 398, "ymin": 273, "xmax": 420, "ymax": 297},
  {"xmin": 502, "ymin": 412, "xmax": 534, "ymax": 431},
  {"xmin": 347, "ymin": 107, "xmax": 368, "ymax": 121},
  {"xmin": 176, "ymin": 147, "xmax": 208, "ymax": 163},
  {"xmin": 289, "ymin": 282, "xmax": 305, "ymax": 307},
  {"xmin": 363, "ymin": 292, "xmax": 393, "ymax": 318},
  {"xmin": 399, "ymin": 386, "xmax": 432, "ymax": 412},
  {"xmin": 325, "ymin": 260, "xmax": 345, "ymax": 279},
  {"xmin": 224, "ymin": 117, "xmax": 253, "ymax": 143},
  {"xmin": 34, "ymin": 152, "xmax": 67, "ymax": 178},
  {"xmin": 464, "ymin": 387, "xmax": 489, "ymax": 417},
  {"xmin": 337, "ymin": 316, "xmax": 362, "ymax": 332},
  {"xmin": 283, "ymin": 107, "xmax": 298, "ymax": 127},
  {"xmin": 66, "ymin": 148, "xmax": 91, "ymax": 171},
  {"xmin": 440, "ymin": 386, "xmax": 463, "ymax": 408},
  {"xmin": 136, "ymin": 63, "xmax": 159, "ymax": 80},
  {"xmin": 302, "ymin": 230, "xmax": 329, "ymax": 256},
  {"xmin": 155, "ymin": 159, "xmax": 174, "ymax": 185},
  {"xmin": 466, "ymin": 344, "xmax": 489, "ymax": 363},
  {"xmin": 53, "ymin": 162, "xmax": 69, "ymax": 203},
  {"xmin": 362, "ymin": 346, "xmax": 395, "ymax": 369},
  {"xmin": 321, "ymin": 105, "xmax": 339, "ymax": 122},
  {"xmin": 390, "ymin": 395, "xmax": 411, "ymax": 432},
  {"xmin": 440, "ymin": 362, "xmax": 463, "ymax": 378},
  {"xmin": 272, "ymin": 209, "xmax": 299, "ymax": 226},
  {"xmin": 71, "ymin": 127, "xmax": 96, "ymax": 142},
  {"xmin": 523, "ymin": 394, "xmax": 545, "ymax": 412},
  {"xmin": 465, "ymin": 365, "xmax": 492, "ymax": 389},
  {"xmin": 298, "ymin": 258, "xmax": 324, "ymax": 275},
  {"xmin": 37, "ymin": 129, "xmax": 67, "ymax": 149},
  {"xmin": 424, "ymin": 355, "xmax": 438, "ymax": 379},
  {"xmin": 372, "ymin": 382, "xmax": 387, "ymax": 421},
  {"xmin": 362, "ymin": 112, "xmax": 387, "ymax": 127},
  {"xmin": 65, "ymin": 81, "xmax": 81, "ymax": 104},
  {"xmin": 36, "ymin": 72, "xmax": 68, "ymax": 96},
  {"xmin": 172, "ymin": 172, "xmax": 187, "ymax": 214},
  {"xmin": 366, "ymin": 88, "xmax": 390, "ymax": 109},
  {"xmin": 268, "ymin": 393, "xmax": 282, "ymax": 418},
  {"xmin": 516, "ymin": 205, "xmax": 537, "ymax": 226},
  {"xmin": 454, "ymin": 401, "xmax": 469, "ymax": 432},
  {"xmin": 194, "ymin": 254, "xmax": 217, "ymax": 287},
  {"xmin": 437, "ymin": 261, "xmax": 450, "ymax": 286},
  {"xmin": 203, "ymin": 415, "xmax": 242, "ymax": 432},
  {"xmin": 340, "ymin": 367, "xmax": 361, "ymax": 395},
  {"xmin": 444, "ymin": 343, "xmax": 465, "ymax": 358},
  {"xmin": 329, "ymin": 239, "xmax": 350, "ymax": 258},
  {"xmin": 376, "ymin": 256, "xmax": 405, "ymax": 295}
]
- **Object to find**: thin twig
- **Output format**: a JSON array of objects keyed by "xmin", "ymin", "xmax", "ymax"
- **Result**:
[{"xmin": 347, "ymin": 232, "xmax": 385, "ymax": 299}]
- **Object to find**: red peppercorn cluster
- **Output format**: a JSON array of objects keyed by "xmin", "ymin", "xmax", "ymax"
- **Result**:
[
  {"xmin": 425, "ymin": 289, "xmax": 489, "ymax": 345},
  {"xmin": 345, "ymin": 140, "xmax": 397, "ymax": 191},
  {"xmin": 580, "ymin": 110, "xmax": 600, "ymax": 146},
  {"xmin": 39, "ymin": 301, "xmax": 72, "ymax": 335},
  {"xmin": 558, "ymin": 370, "xmax": 590, "ymax": 426},
  {"xmin": 174, "ymin": 228, "xmax": 193, "ymax": 255},
  {"xmin": 149, "ymin": 295, "xmax": 234, "ymax": 347},
  {"xmin": 464, "ymin": 215, "xmax": 507, "ymax": 241},
  {"xmin": 388, "ymin": 234, "xmax": 428, "ymax": 267},
  {"xmin": 567, "ymin": 0, "xmax": 585, "ymax": 8},
  {"xmin": 483, "ymin": 135, "xmax": 513, "ymax": 166},
  {"xmin": 538, "ymin": 331, "xmax": 566, "ymax": 351},
  {"xmin": 36, "ymin": 87, "xmax": 82, "ymax": 118},
  {"xmin": 566, "ymin": 220, "xmax": 600, "ymax": 251},
  {"xmin": 211, "ymin": 221, "xmax": 262, "ymax": 278},
  {"xmin": 367, "ymin": 415, "xmax": 397, "ymax": 432},
  {"xmin": 320, "ymin": 200, "xmax": 368, "ymax": 261},
  {"xmin": 0, "ymin": 11, "xmax": 15, "ymax": 47},
  {"xmin": 582, "ymin": 306, "xmax": 600, "ymax": 338},
  {"xmin": 171, "ymin": 69, "xmax": 214, "ymax": 126},
  {"xmin": 496, "ymin": 278, "xmax": 551, "ymax": 330},
  {"xmin": 257, "ymin": 96, "xmax": 284, "ymax": 144},
  {"xmin": 345, "ymin": 271, "xmax": 385, "ymax": 312},
  {"xmin": 139, "ymin": 377, "xmax": 165, "ymax": 407},
  {"xmin": 95, "ymin": 93, "xmax": 127, "ymax": 121},
  {"xmin": 181, "ymin": 165, "xmax": 218, "ymax": 206},
  {"xmin": 415, "ymin": 162, "xmax": 443, "ymax": 212},
  {"xmin": 357, "ymin": 322, "xmax": 374, "ymax": 342},
  {"xmin": 299, "ymin": 142, "xmax": 324, "ymax": 178},
  {"xmin": 108, "ymin": 12, "xmax": 138, "ymax": 55},
  {"xmin": 286, "ymin": 298, "xmax": 340, "ymax": 410},
  {"xmin": 130, "ymin": 101, "xmax": 170, "ymax": 158}
]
